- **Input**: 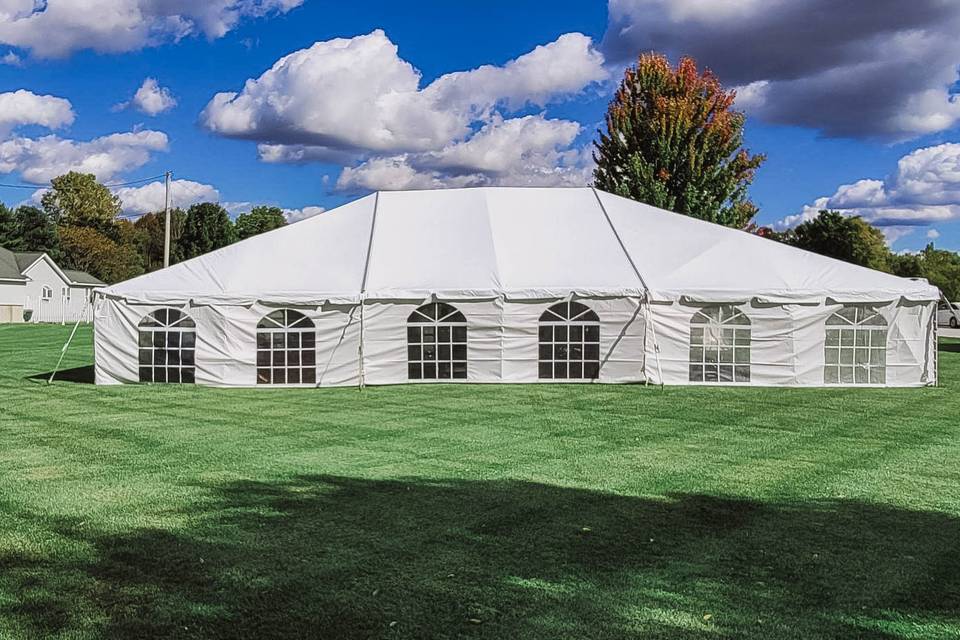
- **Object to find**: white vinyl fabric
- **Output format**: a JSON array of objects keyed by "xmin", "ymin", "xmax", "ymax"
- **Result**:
[{"xmin": 94, "ymin": 187, "xmax": 940, "ymax": 388}]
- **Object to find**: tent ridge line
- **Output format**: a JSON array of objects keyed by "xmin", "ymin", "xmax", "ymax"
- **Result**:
[
  {"xmin": 359, "ymin": 191, "xmax": 380, "ymax": 297},
  {"xmin": 590, "ymin": 187, "xmax": 650, "ymax": 297}
]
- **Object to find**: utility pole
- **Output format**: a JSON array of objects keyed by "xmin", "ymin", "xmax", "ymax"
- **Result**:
[{"xmin": 163, "ymin": 171, "xmax": 172, "ymax": 268}]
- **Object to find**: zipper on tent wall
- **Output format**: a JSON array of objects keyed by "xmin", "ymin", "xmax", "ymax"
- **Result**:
[
  {"xmin": 357, "ymin": 192, "xmax": 381, "ymax": 389},
  {"xmin": 590, "ymin": 188, "xmax": 660, "ymax": 384}
]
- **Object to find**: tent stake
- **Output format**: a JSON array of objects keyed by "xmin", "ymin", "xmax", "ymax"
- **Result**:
[{"xmin": 48, "ymin": 300, "xmax": 88, "ymax": 385}]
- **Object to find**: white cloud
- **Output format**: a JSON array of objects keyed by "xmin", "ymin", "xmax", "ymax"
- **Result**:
[
  {"xmin": 0, "ymin": 129, "xmax": 168, "ymax": 183},
  {"xmin": 116, "ymin": 78, "xmax": 177, "ymax": 116},
  {"xmin": 115, "ymin": 179, "xmax": 219, "ymax": 215},
  {"xmin": 602, "ymin": 0, "xmax": 960, "ymax": 139},
  {"xmin": 0, "ymin": 0, "xmax": 304, "ymax": 58},
  {"xmin": 1, "ymin": 50, "xmax": 20, "ymax": 66},
  {"xmin": 335, "ymin": 114, "xmax": 594, "ymax": 192},
  {"xmin": 779, "ymin": 143, "xmax": 960, "ymax": 244},
  {"xmin": 928, "ymin": 228, "xmax": 941, "ymax": 240},
  {"xmin": 282, "ymin": 206, "xmax": 325, "ymax": 223},
  {"xmin": 202, "ymin": 30, "xmax": 606, "ymax": 155},
  {"xmin": 0, "ymin": 89, "xmax": 74, "ymax": 136},
  {"xmin": 202, "ymin": 30, "xmax": 605, "ymax": 191}
]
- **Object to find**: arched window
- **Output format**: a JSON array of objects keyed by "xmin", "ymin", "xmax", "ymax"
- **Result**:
[
  {"xmin": 689, "ymin": 305, "xmax": 751, "ymax": 383},
  {"xmin": 257, "ymin": 309, "xmax": 316, "ymax": 385},
  {"xmin": 138, "ymin": 308, "xmax": 196, "ymax": 383},
  {"xmin": 539, "ymin": 301, "xmax": 600, "ymax": 380},
  {"xmin": 825, "ymin": 306, "xmax": 887, "ymax": 384},
  {"xmin": 407, "ymin": 303, "xmax": 467, "ymax": 380}
]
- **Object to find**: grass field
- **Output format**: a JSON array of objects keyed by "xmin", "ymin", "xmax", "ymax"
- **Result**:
[{"xmin": 0, "ymin": 324, "xmax": 959, "ymax": 639}]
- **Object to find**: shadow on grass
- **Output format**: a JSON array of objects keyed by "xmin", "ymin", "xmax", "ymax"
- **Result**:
[
  {"xmin": 25, "ymin": 365, "xmax": 95, "ymax": 385},
  {"xmin": 939, "ymin": 341, "xmax": 960, "ymax": 353},
  {"xmin": 2, "ymin": 477, "xmax": 959, "ymax": 639}
]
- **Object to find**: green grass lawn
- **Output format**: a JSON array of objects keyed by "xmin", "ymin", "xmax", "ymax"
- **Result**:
[{"xmin": 1, "ymin": 324, "xmax": 959, "ymax": 639}]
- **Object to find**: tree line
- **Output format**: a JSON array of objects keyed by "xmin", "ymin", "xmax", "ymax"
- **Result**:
[
  {"xmin": 593, "ymin": 52, "xmax": 960, "ymax": 301},
  {"xmin": 0, "ymin": 172, "xmax": 287, "ymax": 283}
]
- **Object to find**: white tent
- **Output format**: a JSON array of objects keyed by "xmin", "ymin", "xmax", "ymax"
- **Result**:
[{"xmin": 94, "ymin": 187, "xmax": 940, "ymax": 387}]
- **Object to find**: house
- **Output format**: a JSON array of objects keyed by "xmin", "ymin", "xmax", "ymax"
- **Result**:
[{"xmin": 0, "ymin": 247, "xmax": 104, "ymax": 323}]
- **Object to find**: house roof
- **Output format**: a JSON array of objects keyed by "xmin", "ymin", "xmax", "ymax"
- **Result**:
[
  {"xmin": 62, "ymin": 269, "xmax": 105, "ymax": 286},
  {"xmin": 13, "ymin": 252, "xmax": 43, "ymax": 272},
  {"xmin": 0, "ymin": 246, "xmax": 103, "ymax": 286},
  {"xmin": 101, "ymin": 187, "xmax": 940, "ymax": 306},
  {"xmin": 0, "ymin": 247, "xmax": 26, "ymax": 281}
]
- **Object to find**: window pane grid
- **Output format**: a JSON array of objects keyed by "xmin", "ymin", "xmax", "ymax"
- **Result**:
[
  {"xmin": 407, "ymin": 307, "xmax": 468, "ymax": 381},
  {"xmin": 824, "ymin": 326, "xmax": 886, "ymax": 385},
  {"xmin": 538, "ymin": 302, "xmax": 600, "ymax": 381},
  {"xmin": 137, "ymin": 310, "xmax": 196, "ymax": 384},
  {"xmin": 256, "ymin": 309, "xmax": 316, "ymax": 385},
  {"xmin": 689, "ymin": 306, "xmax": 751, "ymax": 383}
]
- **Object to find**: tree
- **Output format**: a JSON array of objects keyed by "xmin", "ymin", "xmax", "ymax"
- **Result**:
[
  {"xmin": 59, "ymin": 225, "xmax": 143, "ymax": 284},
  {"xmin": 13, "ymin": 206, "xmax": 61, "ymax": 258},
  {"xmin": 892, "ymin": 244, "xmax": 960, "ymax": 301},
  {"xmin": 40, "ymin": 172, "xmax": 121, "ymax": 231},
  {"xmin": 0, "ymin": 204, "xmax": 18, "ymax": 248},
  {"xmin": 133, "ymin": 209, "xmax": 187, "ymax": 271},
  {"xmin": 235, "ymin": 206, "xmax": 287, "ymax": 241},
  {"xmin": 781, "ymin": 210, "xmax": 891, "ymax": 272},
  {"xmin": 179, "ymin": 202, "xmax": 235, "ymax": 260},
  {"xmin": 594, "ymin": 53, "xmax": 765, "ymax": 228}
]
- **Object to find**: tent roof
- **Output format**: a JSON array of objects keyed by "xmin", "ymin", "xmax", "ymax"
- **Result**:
[{"xmin": 100, "ymin": 187, "xmax": 940, "ymax": 305}]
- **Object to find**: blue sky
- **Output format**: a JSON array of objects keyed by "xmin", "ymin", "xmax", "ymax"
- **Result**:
[{"xmin": 1, "ymin": 0, "xmax": 959, "ymax": 251}]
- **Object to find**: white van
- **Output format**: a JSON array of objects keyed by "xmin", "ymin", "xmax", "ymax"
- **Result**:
[{"xmin": 939, "ymin": 301, "xmax": 960, "ymax": 328}]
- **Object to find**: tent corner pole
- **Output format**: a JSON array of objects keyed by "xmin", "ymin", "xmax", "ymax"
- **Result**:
[{"xmin": 48, "ymin": 298, "xmax": 89, "ymax": 385}]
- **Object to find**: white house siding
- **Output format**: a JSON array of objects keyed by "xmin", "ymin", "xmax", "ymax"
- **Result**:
[
  {"xmin": 0, "ymin": 280, "xmax": 25, "ymax": 322},
  {"xmin": 21, "ymin": 258, "xmax": 94, "ymax": 323}
]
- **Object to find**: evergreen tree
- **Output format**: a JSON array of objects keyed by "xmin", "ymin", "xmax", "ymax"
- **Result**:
[
  {"xmin": 14, "ymin": 206, "xmax": 61, "ymax": 259},
  {"xmin": 0, "ymin": 203, "xmax": 18, "ymax": 248},
  {"xmin": 594, "ymin": 53, "xmax": 764, "ymax": 228}
]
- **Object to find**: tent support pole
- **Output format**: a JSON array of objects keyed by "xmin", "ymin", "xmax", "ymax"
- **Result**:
[
  {"xmin": 357, "ymin": 192, "xmax": 380, "ymax": 391},
  {"xmin": 358, "ymin": 298, "xmax": 366, "ymax": 390},
  {"xmin": 48, "ymin": 299, "xmax": 89, "ymax": 385},
  {"xmin": 645, "ymin": 301, "xmax": 664, "ymax": 387}
]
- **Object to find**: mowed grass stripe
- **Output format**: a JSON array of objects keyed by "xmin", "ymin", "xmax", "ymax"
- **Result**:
[{"xmin": 0, "ymin": 324, "xmax": 958, "ymax": 639}]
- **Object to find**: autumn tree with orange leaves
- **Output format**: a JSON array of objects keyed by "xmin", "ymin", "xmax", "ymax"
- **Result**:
[{"xmin": 594, "ymin": 54, "xmax": 765, "ymax": 228}]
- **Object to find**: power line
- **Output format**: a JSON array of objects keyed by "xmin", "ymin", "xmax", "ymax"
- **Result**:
[{"xmin": 0, "ymin": 173, "xmax": 167, "ymax": 191}]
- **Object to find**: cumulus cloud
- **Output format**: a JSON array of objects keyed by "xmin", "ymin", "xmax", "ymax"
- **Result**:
[
  {"xmin": 1, "ymin": 51, "xmax": 20, "ymax": 66},
  {"xmin": 0, "ymin": 0, "xmax": 304, "ymax": 59},
  {"xmin": 202, "ymin": 30, "xmax": 606, "ymax": 189},
  {"xmin": 336, "ymin": 114, "xmax": 593, "ymax": 192},
  {"xmin": 778, "ymin": 143, "xmax": 960, "ymax": 243},
  {"xmin": 0, "ymin": 89, "xmax": 74, "ymax": 136},
  {"xmin": 203, "ymin": 30, "xmax": 606, "ymax": 154},
  {"xmin": 115, "ymin": 179, "xmax": 219, "ymax": 215},
  {"xmin": 0, "ymin": 129, "xmax": 168, "ymax": 183},
  {"xmin": 116, "ymin": 78, "xmax": 177, "ymax": 116},
  {"xmin": 602, "ymin": 0, "xmax": 960, "ymax": 139},
  {"xmin": 282, "ymin": 206, "xmax": 325, "ymax": 223}
]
